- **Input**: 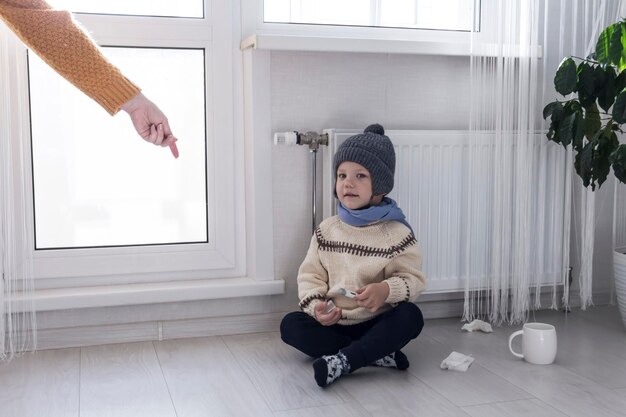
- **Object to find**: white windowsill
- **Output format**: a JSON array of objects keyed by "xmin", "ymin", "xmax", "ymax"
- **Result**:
[
  {"xmin": 13, "ymin": 278, "xmax": 285, "ymax": 312},
  {"xmin": 240, "ymin": 34, "xmax": 543, "ymax": 58},
  {"xmin": 240, "ymin": 34, "xmax": 472, "ymax": 56}
]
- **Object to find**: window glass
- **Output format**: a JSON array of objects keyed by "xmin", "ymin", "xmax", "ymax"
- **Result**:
[
  {"xmin": 264, "ymin": 0, "xmax": 477, "ymax": 31},
  {"xmin": 28, "ymin": 47, "xmax": 207, "ymax": 249},
  {"xmin": 48, "ymin": 0, "xmax": 204, "ymax": 18}
]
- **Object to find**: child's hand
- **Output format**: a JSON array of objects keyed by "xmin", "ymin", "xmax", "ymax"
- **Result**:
[
  {"xmin": 314, "ymin": 301, "xmax": 342, "ymax": 326},
  {"xmin": 355, "ymin": 282, "xmax": 390, "ymax": 313}
]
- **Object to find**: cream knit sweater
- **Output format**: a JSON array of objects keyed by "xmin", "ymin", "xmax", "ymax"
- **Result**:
[
  {"xmin": 0, "ymin": 0, "xmax": 140, "ymax": 115},
  {"xmin": 297, "ymin": 216, "xmax": 427, "ymax": 325}
]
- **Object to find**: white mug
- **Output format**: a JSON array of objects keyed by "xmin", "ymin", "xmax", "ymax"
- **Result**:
[{"xmin": 508, "ymin": 322, "xmax": 557, "ymax": 365}]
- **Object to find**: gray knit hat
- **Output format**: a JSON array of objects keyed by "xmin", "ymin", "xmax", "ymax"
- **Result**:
[{"xmin": 334, "ymin": 123, "xmax": 395, "ymax": 196}]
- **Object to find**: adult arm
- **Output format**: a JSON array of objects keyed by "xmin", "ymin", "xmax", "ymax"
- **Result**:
[
  {"xmin": 0, "ymin": 0, "xmax": 138, "ymax": 114},
  {"xmin": 0, "ymin": 0, "xmax": 178, "ymax": 156}
]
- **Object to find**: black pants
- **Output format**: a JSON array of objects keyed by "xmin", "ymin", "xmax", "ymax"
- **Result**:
[{"xmin": 280, "ymin": 302, "xmax": 424, "ymax": 371}]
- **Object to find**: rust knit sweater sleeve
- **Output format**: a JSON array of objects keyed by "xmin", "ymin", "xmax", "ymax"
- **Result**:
[{"xmin": 0, "ymin": 0, "xmax": 140, "ymax": 115}]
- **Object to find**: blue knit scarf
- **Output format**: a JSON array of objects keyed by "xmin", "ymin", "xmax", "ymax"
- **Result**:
[{"xmin": 337, "ymin": 197, "xmax": 414, "ymax": 235}]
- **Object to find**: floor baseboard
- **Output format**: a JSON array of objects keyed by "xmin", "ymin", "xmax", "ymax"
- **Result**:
[{"xmin": 32, "ymin": 289, "xmax": 613, "ymax": 350}]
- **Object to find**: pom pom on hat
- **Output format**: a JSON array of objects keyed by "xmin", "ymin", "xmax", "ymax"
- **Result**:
[
  {"xmin": 333, "ymin": 124, "xmax": 395, "ymax": 196},
  {"xmin": 364, "ymin": 123, "xmax": 385, "ymax": 135}
]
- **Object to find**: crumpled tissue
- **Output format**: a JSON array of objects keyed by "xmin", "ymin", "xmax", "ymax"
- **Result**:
[
  {"xmin": 440, "ymin": 351, "xmax": 475, "ymax": 372},
  {"xmin": 461, "ymin": 319, "xmax": 493, "ymax": 333}
]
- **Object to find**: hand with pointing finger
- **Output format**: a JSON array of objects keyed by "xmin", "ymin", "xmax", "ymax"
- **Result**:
[{"xmin": 121, "ymin": 92, "xmax": 179, "ymax": 158}]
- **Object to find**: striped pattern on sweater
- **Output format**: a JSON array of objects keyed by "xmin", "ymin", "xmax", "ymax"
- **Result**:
[{"xmin": 315, "ymin": 228, "xmax": 417, "ymax": 258}]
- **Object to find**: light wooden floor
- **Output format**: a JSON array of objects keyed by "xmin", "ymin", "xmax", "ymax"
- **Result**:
[{"xmin": 2, "ymin": 305, "xmax": 626, "ymax": 417}]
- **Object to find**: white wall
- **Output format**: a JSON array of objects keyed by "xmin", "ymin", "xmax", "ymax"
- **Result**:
[{"xmin": 270, "ymin": 51, "xmax": 472, "ymax": 305}]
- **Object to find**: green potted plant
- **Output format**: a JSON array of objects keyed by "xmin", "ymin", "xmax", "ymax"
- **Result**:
[
  {"xmin": 543, "ymin": 20, "xmax": 626, "ymax": 190},
  {"xmin": 543, "ymin": 19, "xmax": 626, "ymax": 328}
]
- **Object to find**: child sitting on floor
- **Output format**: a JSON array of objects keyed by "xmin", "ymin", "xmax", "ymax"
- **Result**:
[{"xmin": 280, "ymin": 123, "xmax": 427, "ymax": 387}]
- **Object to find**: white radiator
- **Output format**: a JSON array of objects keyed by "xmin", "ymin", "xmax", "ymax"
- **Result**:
[{"xmin": 322, "ymin": 129, "xmax": 566, "ymax": 293}]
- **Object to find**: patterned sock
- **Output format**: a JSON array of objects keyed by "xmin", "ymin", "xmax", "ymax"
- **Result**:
[
  {"xmin": 313, "ymin": 352, "xmax": 351, "ymax": 387},
  {"xmin": 372, "ymin": 350, "xmax": 410, "ymax": 370}
]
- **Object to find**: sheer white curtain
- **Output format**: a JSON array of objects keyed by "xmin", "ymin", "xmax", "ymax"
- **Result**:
[
  {"xmin": 558, "ymin": 0, "xmax": 624, "ymax": 310},
  {"xmin": 0, "ymin": 23, "xmax": 36, "ymax": 361},
  {"xmin": 463, "ymin": 0, "xmax": 622, "ymax": 324}
]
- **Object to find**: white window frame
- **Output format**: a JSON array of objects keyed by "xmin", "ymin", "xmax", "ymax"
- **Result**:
[
  {"xmin": 240, "ymin": 0, "xmax": 545, "ymax": 60},
  {"xmin": 2, "ymin": 1, "xmax": 283, "ymax": 310},
  {"xmin": 241, "ymin": 0, "xmax": 481, "ymax": 56}
]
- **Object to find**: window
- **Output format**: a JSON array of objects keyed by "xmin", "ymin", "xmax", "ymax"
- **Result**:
[
  {"xmin": 264, "ymin": 0, "xmax": 479, "ymax": 32},
  {"xmin": 29, "ymin": 47, "xmax": 207, "ymax": 249},
  {"xmin": 47, "ymin": 0, "xmax": 203, "ymax": 18},
  {"xmin": 0, "ymin": 0, "xmax": 283, "ymax": 304},
  {"xmin": 242, "ymin": 0, "xmax": 481, "ymax": 56}
]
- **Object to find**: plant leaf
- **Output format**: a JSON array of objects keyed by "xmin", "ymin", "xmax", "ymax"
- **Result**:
[
  {"xmin": 583, "ymin": 103, "xmax": 601, "ymax": 141},
  {"xmin": 574, "ymin": 111, "xmax": 586, "ymax": 149},
  {"xmin": 554, "ymin": 58, "xmax": 577, "ymax": 96},
  {"xmin": 613, "ymin": 88, "xmax": 626, "ymax": 123},
  {"xmin": 543, "ymin": 101, "xmax": 562, "ymax": 120},
  {"xmin": 574, "ymin": 148, "xmax": 582, "ymax": 178},
  {"xmin": 615, "ymin": 22, "xmax": 626, "ymax": 72},
  {"xmin": 546, "ymin": 101, "xmax": 565, "ymax": 144},
  {"xmin": 593, "ymin": 64, "xmax": 607, "ymax": 89},
  {"xmin": 593, "ymin": 131, "xmax": 619, "ymax": 188},
  {"xmin": 577, "ymin": 62, "xmax": 596, "ymax": 107},
  {"xmin": 597, "ymin": 66, "xmax": 616, "ymax": 111},
  {"xmin": 597, "ymin": 23, "xmax": 617, "ymax": 64},
  {"xmin": 610, "ymin": 144, "xmax": 626, "ymax": 183},
  {"xmin": 579, "ymin": 140, "xmax": 594, "ymax": 188},
  {"xmin": 564, "ymin": 100, "xmax": 582, "ymax": 113},
  {"xmin": 577, "ymin": 63, "xmax": 595, "ymax": 94},
  {"xmin": 558, "ymin": 112, "xmax": 576, "ymax": 147},
  {"xmin": 609, "ymin": 23, "xmax": 624, "ymax": 66},
  {"xmin": 617, "ymin": 70, "xmax": 626, "ymax": 92}
]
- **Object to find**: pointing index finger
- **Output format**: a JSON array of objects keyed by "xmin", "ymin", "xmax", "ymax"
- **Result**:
[{"xmin": 169, "ymin": 142, "xmax": 179, "ymax": 158}]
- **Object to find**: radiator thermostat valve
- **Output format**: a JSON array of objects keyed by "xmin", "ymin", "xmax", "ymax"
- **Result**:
[
  {"xmin": 272, "ymin": 128, "xmax": 329, "ymax": 233},
  {"xmin": 273, "ymin": 130, "xmax": 328, "ymax": 151},
  {"xmin": 274, "ymin": 131, "xmax": 298, "ymax": 146}
]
